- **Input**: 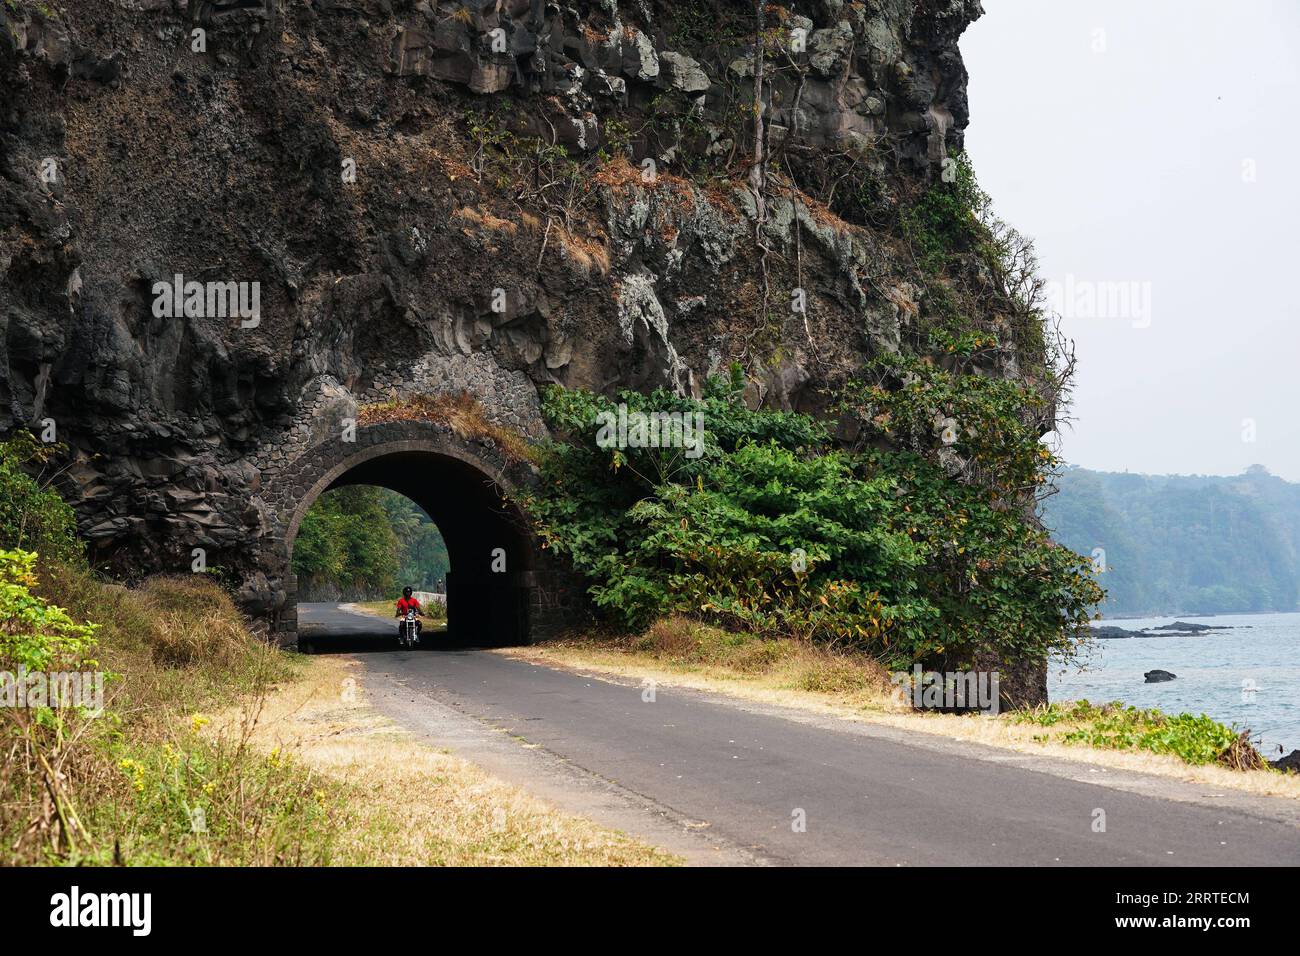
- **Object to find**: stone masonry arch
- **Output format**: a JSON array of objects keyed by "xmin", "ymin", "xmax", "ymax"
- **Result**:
[{"xmin": 257, "ymin": 419, "xmax": 579, "ymax": 647}]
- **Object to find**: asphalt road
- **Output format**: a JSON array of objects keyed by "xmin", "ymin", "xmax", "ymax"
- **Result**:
[{"xmin": 299, "ymin": 602, "xmax": 1300, "ymax": 866}]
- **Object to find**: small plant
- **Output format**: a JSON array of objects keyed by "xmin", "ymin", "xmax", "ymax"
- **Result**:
[
  {"xmin": 0, "ymin": 548, "xmax": 98, "ymax": 672},
  {"xmin": 0, "ymin": 434, "xmax": 84, "ymax": 568},
  {"xmin": 1013, "ymin": 700, "xmax": 1268, "ymax": 769},
  {"xmin": 0, "ymin": 548, "xmax": 102, "ymax": 857}
]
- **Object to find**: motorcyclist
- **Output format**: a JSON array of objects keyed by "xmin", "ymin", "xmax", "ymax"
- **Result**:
[{"xmin": 395, "ymin": 586, "xmax": 424, "ymax": 639}]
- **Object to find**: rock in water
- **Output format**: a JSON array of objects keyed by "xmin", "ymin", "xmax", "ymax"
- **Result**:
[
  {"xmin": 1143, "ymin": 669, "xmax": 1177, "ymax": 683},
  {"xmin": 1149, "ymin": 621, "xmax": 1232, "ymax": 634},
  {"xmin": 1094, "ymin": 625, "xmax": 1145, "ymax": 639},
  {"xmin": 1270, "ymin": 750, "xmax": 1300, "ymax": 774}
]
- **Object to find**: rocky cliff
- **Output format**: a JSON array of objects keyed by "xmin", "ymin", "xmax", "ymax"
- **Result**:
[{"xmin": 0, "ymin": 0, "xmax": 1039, "ymax": 624}]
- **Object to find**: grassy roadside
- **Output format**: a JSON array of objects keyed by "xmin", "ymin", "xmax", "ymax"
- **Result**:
[
  {"xmin": 1, "ymin": 565, "xmax": 672, "ymax": 866},
  {"xmin": 3, "ymin": 564, "xmax": 327, "ymax": 864},
  {"xmin": 206, "ymin": 654, "xmax": 676, "ymax": 866},
  {"xmin": 502, "ymin": 616, "xmax": 1300, "ymax": 799}
]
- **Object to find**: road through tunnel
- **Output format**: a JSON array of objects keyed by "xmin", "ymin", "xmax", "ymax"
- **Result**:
[
  {"xmin": 331, "ymin": 452, "xmax": 530, "ymax": 644},
  {"xmin": 267, "ymin": 422, "xmax": 579, "ymax": 649}
]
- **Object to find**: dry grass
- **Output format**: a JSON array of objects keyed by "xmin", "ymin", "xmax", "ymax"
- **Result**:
[
  {"xmin": 506, "ymin": 616, "xmax": 1300, "ymax": 800},
  {"xmin": 135, "ymin": 575, "xmax": 262, "ymax": 669},
  {"xmin": 781, "ymin": 184, "xmax": 856, "ymax": 237},
  {"xmin": 528, "ymin": 617, "xmax": 900, "ymax": 716},
  {"xmin": 3, "ymin": 563, "xmax": 671, "ymax": 865},
  {"xmin": 1221, "ymin": 730, "xmax": 1271, "ymax": 771},
  {"xmin": 357, "ymin": 391, "xmax": 534, "ymax": 463},
  {"xmin": 452, "ymin": 205, "xmax": 520, "ymax": 235},
  {"xmin": 518, "ymin": 211, "xmax": 611, "ymax": 276},
  {"xmin": 207, "ymin": 656, "xmax": 678, "ymax": 866},
  {"xmin": 591, "ymin": 155, "xmax": 697, "ymax": 213},
  {"xmin": 555, "ymin": 227, "xmax": 612, "ymax": 276},
  {"xmin": 3, "ymin": 565, "xmax": 311, "ymax": 864}
]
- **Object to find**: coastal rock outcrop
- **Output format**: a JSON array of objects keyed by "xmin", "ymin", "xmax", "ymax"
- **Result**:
[
  {"xmin": 1, "ymin": 0, "xmax": 992, "ymax": 589},
  {"xmin": 1094, "ymin": 621, "xmax": 1235, "ymax": 638},
  {"xmin": 0, "ymin": 0, "xmax": 1051, "ymax": 699}
]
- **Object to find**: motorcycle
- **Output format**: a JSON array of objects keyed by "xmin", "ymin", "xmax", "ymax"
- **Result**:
[{"xmin": 398, "ymin": 608, "xmax": 420, "ymax": 648}]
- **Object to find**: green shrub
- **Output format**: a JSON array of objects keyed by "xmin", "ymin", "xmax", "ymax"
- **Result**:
[
  {"xmin": 0, "ymin": 434, "xmax": 83, "ymax": 567},
  {"xmin": 840, "ymin": 351, "xmax": 1056, "ymax": 497},
  {"xmin": 0, "ymin": 548, "xmax": 98, "ymax": 673},
  {"xmin": 1015, "ymin": 700, "xmax": 1266, "ymax": 768},
  {"xmin": 900, "ymin": 151, "xmax": 990, "ymax": 274},
  {"xmin": 525, "ymin": 373, "xmax": 1101, "ymax": 670}
]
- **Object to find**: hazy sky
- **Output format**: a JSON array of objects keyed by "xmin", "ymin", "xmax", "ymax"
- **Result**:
[{"xmin": 961, "ymin": 0, "xmax": 1300, "ymax": 480}]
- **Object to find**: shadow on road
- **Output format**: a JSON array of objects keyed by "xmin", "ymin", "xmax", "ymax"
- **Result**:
[
  {"xmin": 299, "ymin": 625, "xmax": 504, "ymax": 654},
  {"xmin": 296, "ymin": 602, "xmax": 509, "ymax": 654}
]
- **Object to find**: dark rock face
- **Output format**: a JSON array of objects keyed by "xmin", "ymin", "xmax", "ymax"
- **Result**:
[
  {"xmin": 1143, "ymin": 670, "xmax": 1177, "ymax": 683},
  {"xmin": 1271, "ymin": 750, "xmax": 1300, "ymax": 774},
  {"xmin": 0, "ymin": 1, "xmax": 1047, "ymax": 674}
]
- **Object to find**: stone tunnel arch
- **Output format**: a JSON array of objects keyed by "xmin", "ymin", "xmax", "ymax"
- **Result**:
[{"xmin": 261, "ymin": 420, "xmax": 578, "ymax": 647}]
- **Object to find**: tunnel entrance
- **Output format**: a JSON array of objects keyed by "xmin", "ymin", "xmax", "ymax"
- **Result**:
[
  {"xmin": 268, "ymin": 422, "xmax": 575, "ymax": 648},
  {"xmin": 318, "ymin": 452, "xmax": 531, "ymax": 645}
]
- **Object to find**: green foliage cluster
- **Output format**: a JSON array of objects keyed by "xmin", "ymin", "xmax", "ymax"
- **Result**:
[
  {"xmin": 896, "ymin": 153, "xmax": 1053, "ymax": 371},
  {"xmin": 841, "ymin": 352, "xmax": 1055, "ymax": 496},
  {"xmin": 526, "ymin": 372, "xmax": 1102, "ymax": 670},
  {"xmin": 1015, "ymin": 699, "xmax": 1257, "ymax": 767},
  {"xmin": 1044, "ymin": 466, "xmax": 1300, "ymax": 615},
  {"xmin": 0, "ymin": 549, "xmax": 98, "ymax": 675},
  {"xmin": 292, "ymin": 487, "xmax": 448, "ymax": 601},
  {"xmin": 463, "ymin": 106, "xmax": 593, "ymax": 216},
  {"xmin": 384, "ymin": 493, "xmax": 450, "ymax": 594},
  {"xmin": 900, "ymin": 152, "xmax": 991, "ymax": 274},
  {"xmin": 0, "ymin": 435, "xmax": 84, "ymax": 568},
  {"xmin": 667, "ymin": 1, "xmax": 750, "ymax": 50}
]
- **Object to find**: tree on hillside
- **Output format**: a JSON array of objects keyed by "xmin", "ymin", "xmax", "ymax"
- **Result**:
[{"xmin": 293, "ymin": 486, "xmax": 449, "ymax": 601}]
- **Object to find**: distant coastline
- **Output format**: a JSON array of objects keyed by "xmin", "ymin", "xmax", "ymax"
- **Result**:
[
  {"xmin": 1097, "ymin": 609, "xmax": 1292, "ymax": 622},
  {"xmin": 1043, "ymin": 465, "xmax": 1300, "ymax": 618}
]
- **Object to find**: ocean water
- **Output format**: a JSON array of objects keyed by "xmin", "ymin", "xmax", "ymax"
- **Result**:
[{"xmin": 1049, "ymin": 611, "xmax": 1300, "ymax": 758}]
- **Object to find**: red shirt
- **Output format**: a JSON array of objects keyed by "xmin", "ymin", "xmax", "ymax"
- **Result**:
[{"xmin": 396, "ymin": 597, "xmax": 421, "ymax": 615}]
